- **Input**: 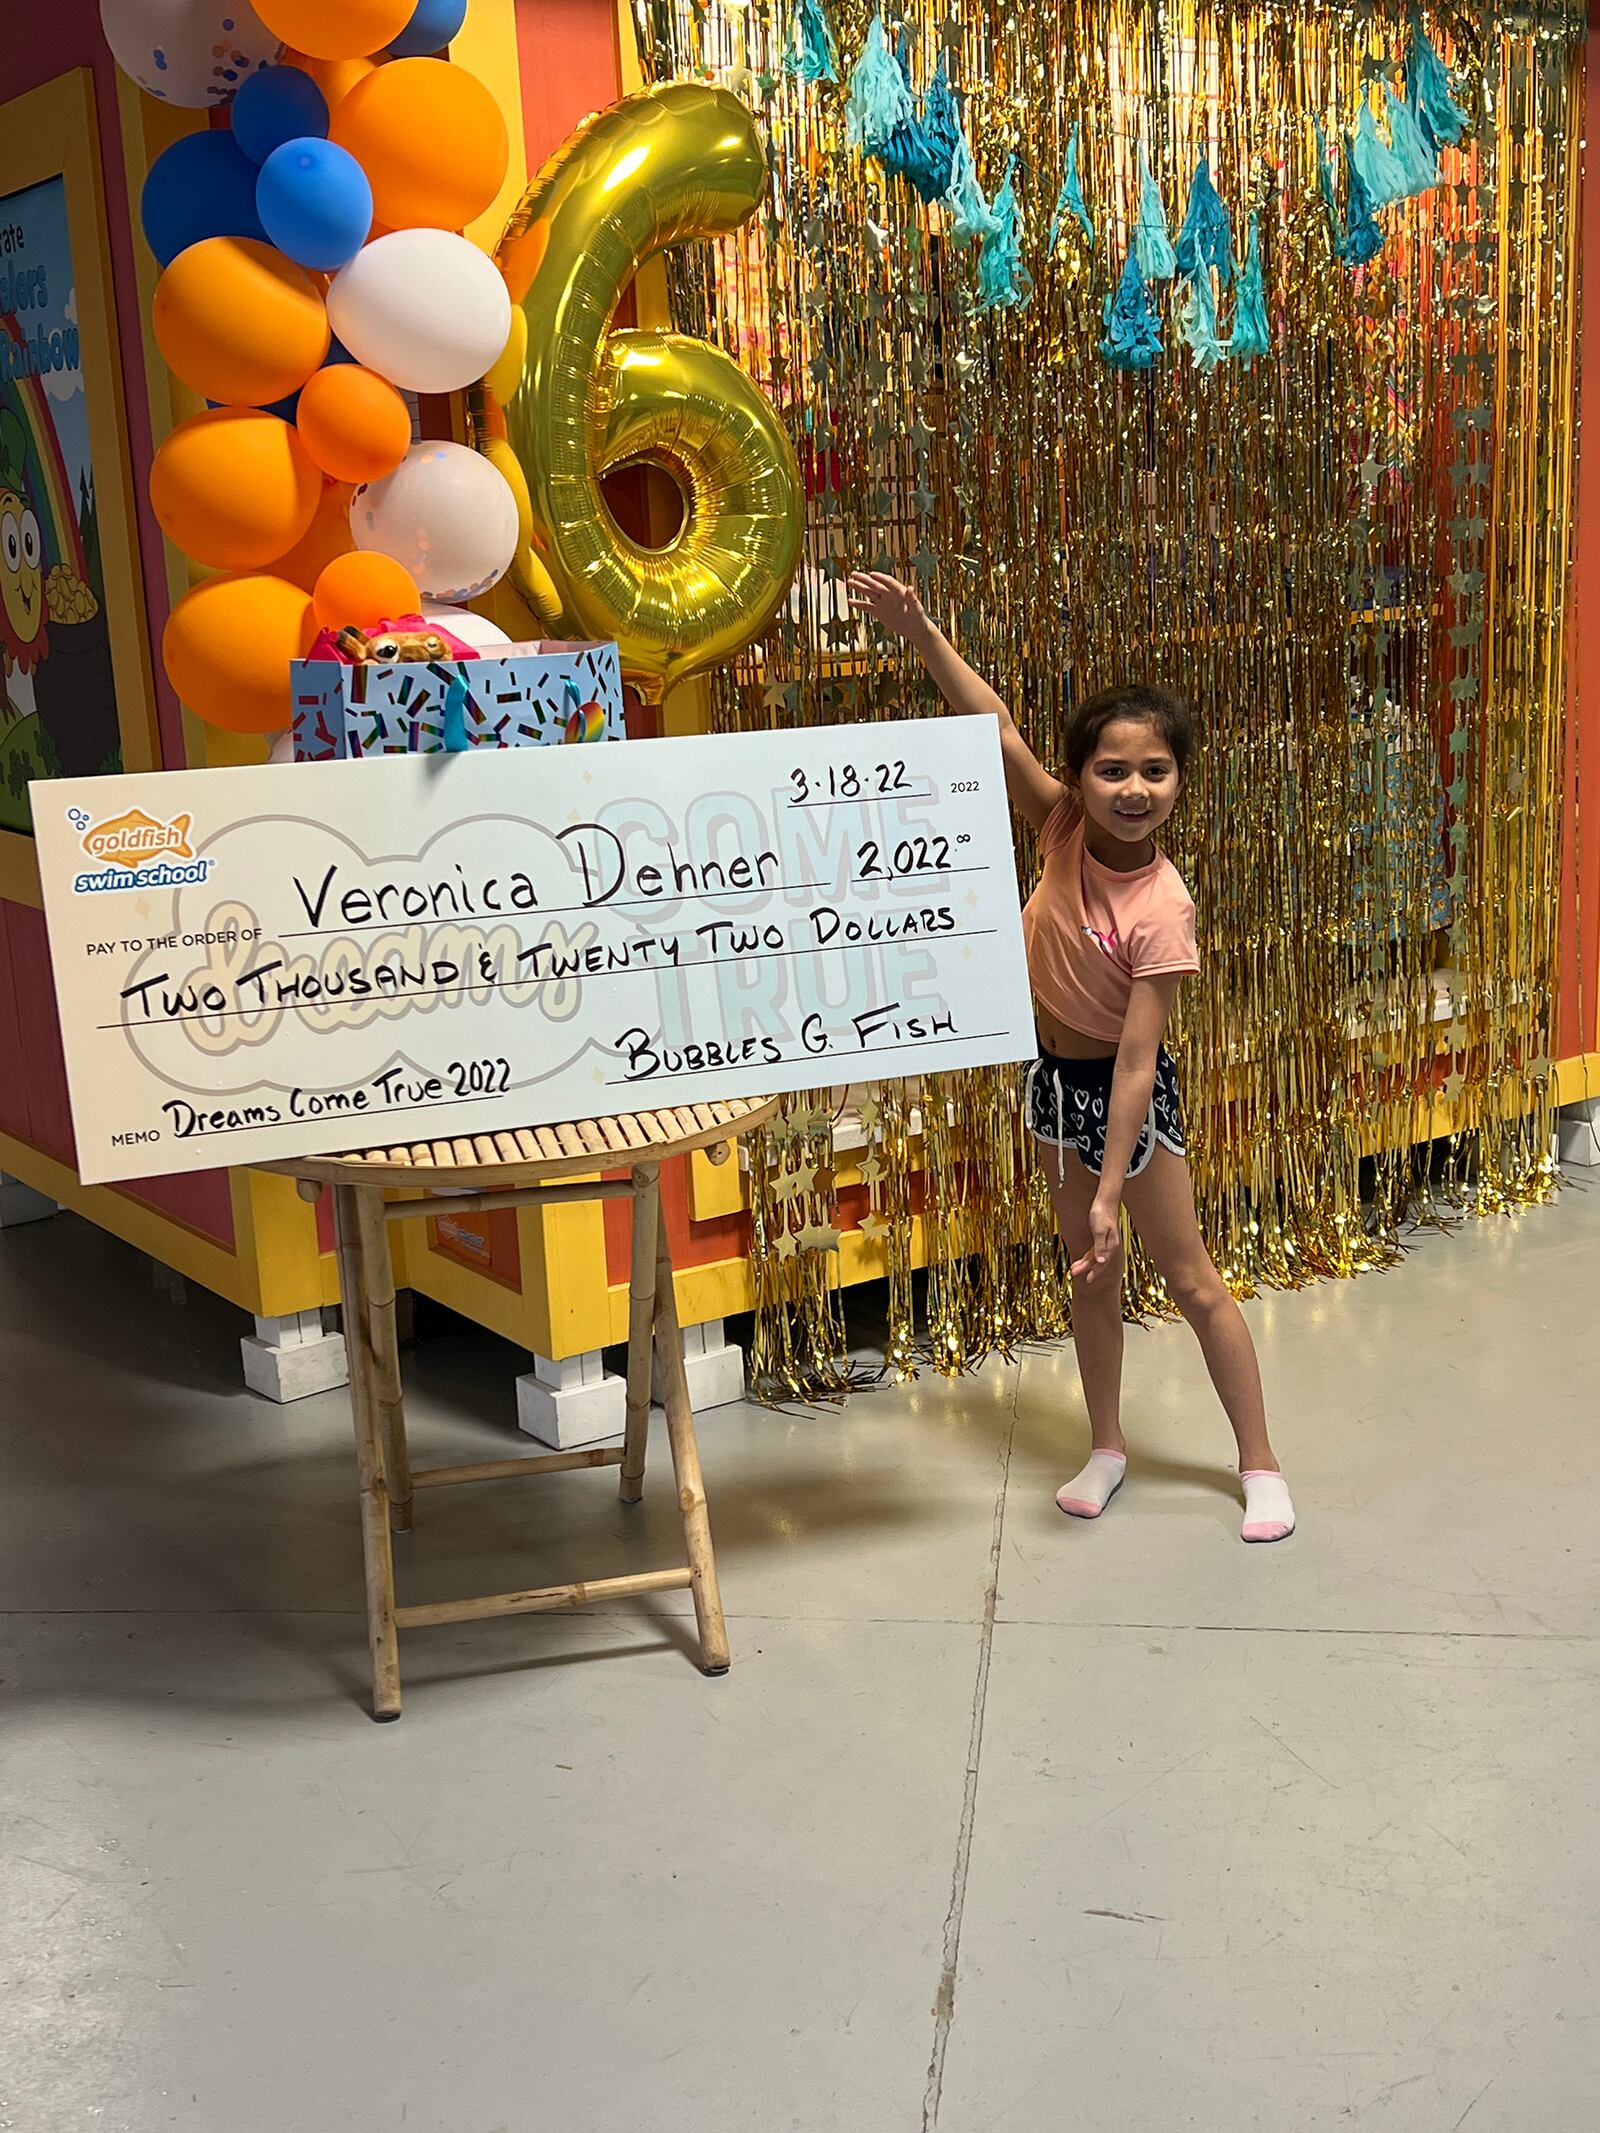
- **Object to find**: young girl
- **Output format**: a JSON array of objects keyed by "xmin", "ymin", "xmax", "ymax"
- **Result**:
[{"xmin": 847, "ymin": 571, "xmax": 1294, "ymax": 1543}]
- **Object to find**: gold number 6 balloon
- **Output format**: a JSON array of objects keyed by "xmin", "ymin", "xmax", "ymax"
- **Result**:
[{"xmin": 487, "ymin": 83, "xmax": 803, "ymax": 694}]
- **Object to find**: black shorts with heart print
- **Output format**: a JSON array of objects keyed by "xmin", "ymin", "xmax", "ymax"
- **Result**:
[{"xmin": 1025, "ymin": 1046, "xmax": 1186, "ymax": 1177}]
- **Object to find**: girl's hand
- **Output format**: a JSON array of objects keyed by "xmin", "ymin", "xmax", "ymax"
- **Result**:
[
  {"xmin": 846, "ymin": 570, "xmax": 930, "ymax": 647},
  {"xmin": 1071, "ymin": 1193, "xmax": 1122, "ymax": 1284}
]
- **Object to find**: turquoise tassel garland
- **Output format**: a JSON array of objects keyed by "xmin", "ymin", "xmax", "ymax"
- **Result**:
[
  {"xmin": 784, "ymin": 0, "xmax": 838, "ymax": 85},
  {"xmin": 1407, "ymin": 14, "xmax": 1469, "ymax": 150},
  {"xmin": 1178, "ymin": 263, "xmax": 1226, "ymax": 373},
  {"xmin": 1174, "ymin": 155, "xmax": 1235, "ymax": 283},
  {"xmin": 917, "ymin": 59, "xmax": 961, "ymax": 200},
  {"xmin": 878, "ymin": 51, "xmax": 960, "ymax": 202},
  {"xmin": 943, "ymin": 123, "xmax": 994, "ymax": 244},
  {"xmin": 1351, "ymin": 95, "xmax": 1411, "ymax": 211},
  {"xmin": 1341, "ymin": 130, "xmax": 1386, "ymax": 262},
  {"xmin": 974, "ymin": 156, "xmax": 1032, "ymax": 312},
  {"xmin": 845, "ymin": 15, "xmax": 912, "ymax": 153},
  {"xmin": 1047, "ymin": 119, "xmax": 1095, "ymax": 251},
  {"xmin": 1383, "ymin": 81, "xmax": 1440, "ymax": 198},
  {"xmin": 1099, "ymin": 248, "xmax": 1163, "ymax": 369},
  {"xmin": 1229, "ymin": 211, "xmax": 1270, "ymax": 365},
  {"xmin": 1134, "ymin": 143, "xmax": 1177, "ymax": 279}
]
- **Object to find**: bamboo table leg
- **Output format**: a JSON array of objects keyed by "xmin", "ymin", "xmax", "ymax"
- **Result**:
[
  {"xmin": 354, "ymin": 1187, "xmax": 412, "ymax": 1534},
  {"xmin": 333, "ymin": 1182, "xmax": 402, "ymax": 1721},
  {"xmin": 652, "ymin": 1220, "xmax": 730, "ymax": 1674},
  {"xmin": 619, "ymin": 1165, "xmax": 660, "ymax": 1506}
]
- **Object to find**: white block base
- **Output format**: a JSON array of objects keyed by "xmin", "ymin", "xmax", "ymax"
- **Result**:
[
  {"xmin": 241, "ymin": 1309, "xmax": 350, "ymax": 1402},
  {"xmin": 653, "ymin": 1318, "xmax": 746, "ymax": 1412},
  {"xmin": 0, "ymin": 1172, "xmax": 58, "ymax": 1227},
  {"xmin": 516, "ymin": 1349, "xmax": 625, "ymax": 1450},
  {"xmin": 1558, "ymin": 1102, "xmax": 1600, "ymax": 1168}
]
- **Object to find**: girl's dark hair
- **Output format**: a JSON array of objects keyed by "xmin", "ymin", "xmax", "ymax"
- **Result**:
[{"xmin": 1064, "ymin": 684, "xmax": 1194, "ymax": 778}]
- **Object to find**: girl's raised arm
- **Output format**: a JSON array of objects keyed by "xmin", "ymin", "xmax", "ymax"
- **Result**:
[{"xmin": 846, "ymin": 572, "xmax": 1064, "ymax": 832}]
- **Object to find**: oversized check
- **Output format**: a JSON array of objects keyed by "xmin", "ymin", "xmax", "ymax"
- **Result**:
[{"xmin": 32, "ymin": 717, "xmax": 1035, "ymax": 1185}]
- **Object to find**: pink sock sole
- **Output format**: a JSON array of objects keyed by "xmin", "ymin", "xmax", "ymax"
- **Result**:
[
  {"xmin": 1056, "ymin": 1478, "xmax": 1123, "ymax": 1520},
  {"xmin": 1242, "ymin": 1520, "xmax": 1293, "ymax": 1544}
]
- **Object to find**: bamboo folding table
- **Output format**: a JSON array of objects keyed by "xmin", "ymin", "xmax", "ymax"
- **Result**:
[{"xmin": 267, "ymin": 1096, "xmax": 779, "ymax": 1721}]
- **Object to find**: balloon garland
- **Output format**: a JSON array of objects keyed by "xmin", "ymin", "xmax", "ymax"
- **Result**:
[
  {"xmin": 109, "ymin": 1, "xmax": 806, "ymax": 732},
  {"xmin": 106, "ymin": 0, "xmax": 521, "ymax": 733}
]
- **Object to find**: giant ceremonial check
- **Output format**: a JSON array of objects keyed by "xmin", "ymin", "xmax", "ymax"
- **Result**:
[{"xmin": 33, "ymin": 718, "xmax": 1035, "ymax": 1185}]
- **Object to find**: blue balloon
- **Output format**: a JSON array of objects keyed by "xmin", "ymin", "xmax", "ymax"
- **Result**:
[
  {"xmin": 256, "ymin": 139, "xmax": 373, "ymax": 274},
  {"xmin": 325, "ymin": 336, "xmax": 358, "ymax": 366},
  {"xmin": 388, "ymin": 0, "xmax": 469, "ymax": 57},
  {"xmin": 231, "ymin": 65, "xmax": 330, "ymax": 167},
  {"xmin": 140, "ymin": 132, "xmax": 264, "ymax": 268}
]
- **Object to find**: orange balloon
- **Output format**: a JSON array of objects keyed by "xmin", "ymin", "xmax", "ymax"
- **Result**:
[
  {"xmin": 150, "ymin": 408, "xmax": 321, "ymax": 571},
  {"xmin": 312, "ymin": 549, "xmax": 421, "ymax": 630},
  {"xmin": 296, "ymin": 365, "xmax": 412, "ymax": 484},
  {"xmin": 330, "ymin": 60, "xmax": 509, "ymax": 232},
  {"xmin": 259, "ymin": 2, "xmax": 411, "ymax": 61},
  {"xmin": 163, "ymin": 573, "xmax": 318, "ymax": 734},
  {"xmin": 272, "ymin": 476, "xmax": 357, "ymax": 589},
  {"xmin": 283, "ymin": 49, "xmax": 378, "ymax": 112},
  {"xmin": 153, "ymin": 239, "xmax": 330, "ymax": 408}
]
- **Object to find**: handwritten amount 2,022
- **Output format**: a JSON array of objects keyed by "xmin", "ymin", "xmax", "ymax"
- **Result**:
[{"xmin": 790, "ymin": 761, "xmax": 913, "ymax": 804}]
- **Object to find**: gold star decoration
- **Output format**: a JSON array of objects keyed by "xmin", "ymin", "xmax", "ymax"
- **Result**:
[{"xmin": 799, "ymin": 1222, "xmax": 841, "ymax": 1255}]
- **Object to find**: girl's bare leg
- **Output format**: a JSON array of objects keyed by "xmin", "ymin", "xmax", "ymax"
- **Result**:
[
  {"xmin": 1120, "ymin": 1147, "xmax": 1278, "ymax": 1475},
  {"xmin": 1039, "ymin": 1146, "xmax": 1127, "ymax": 1456}
]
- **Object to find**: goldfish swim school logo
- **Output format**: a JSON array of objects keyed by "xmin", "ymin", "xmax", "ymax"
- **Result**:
[{"xmin": 68, "ymin": 805, "xmax": 215, "ymax": 895}]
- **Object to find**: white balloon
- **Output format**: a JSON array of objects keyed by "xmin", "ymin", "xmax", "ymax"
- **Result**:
[
  {"xmin": 351, "ymin": 443, "xmax": 520, "ymax": 604},
  {"xmin": 420, "ymin": 601, "xmax": 516, "ymax": 652},
  {"xmin": 328, "ymin": 232, "xmax": 512, "ymax": 397},
  {"xmin": 100, "ymin": 0, "xmax": 281, "ymax": 106}
]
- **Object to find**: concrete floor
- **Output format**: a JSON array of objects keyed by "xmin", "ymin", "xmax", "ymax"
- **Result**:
[{"xmin": 2, "ymin": 1187, "xmax": 1598, "ymax": 2133}]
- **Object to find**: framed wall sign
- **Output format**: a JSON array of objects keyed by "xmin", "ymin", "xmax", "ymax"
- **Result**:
[{"xmin": 0, "ymin": 68, "xmax": 158, "ymax": 907}]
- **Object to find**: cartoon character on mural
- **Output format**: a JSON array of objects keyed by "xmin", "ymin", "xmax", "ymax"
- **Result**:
[{"xmin": 1, "ymin": 171, "xmax": 122, "ymax": 835}]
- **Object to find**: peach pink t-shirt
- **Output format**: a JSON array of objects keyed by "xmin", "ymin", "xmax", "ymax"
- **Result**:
[{"xmin": 1021, "ymin": 798, "xmax": 1199, "ymax": 1043}]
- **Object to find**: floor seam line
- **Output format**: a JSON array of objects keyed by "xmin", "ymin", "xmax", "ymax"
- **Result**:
[{"xmin": 922, "ymin": 1406, "xmax": 1017, "ymax": 2131}]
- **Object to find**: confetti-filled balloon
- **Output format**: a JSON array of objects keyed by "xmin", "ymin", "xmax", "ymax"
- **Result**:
[
  {"xmin": 100, "ymin": 0, "xmax": 281, "ymax": 105},
  {"xmin": 327, "ymin": 229, "xmax": 510, "ymax": 395},
  {"xmin": 350, "ymin": 441, "xmax": 519, "ymax": 603}
]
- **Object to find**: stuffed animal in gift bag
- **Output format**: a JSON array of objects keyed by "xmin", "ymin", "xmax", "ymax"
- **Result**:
[{"xmin": 306, "ymin": 613, "xmax": 483, "ymax": 666}]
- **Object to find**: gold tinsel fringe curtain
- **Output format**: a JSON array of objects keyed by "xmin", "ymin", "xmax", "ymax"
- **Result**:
[{"xmin": 631, "ymin": 0, "xmax": 1584, "ymax": 1398}]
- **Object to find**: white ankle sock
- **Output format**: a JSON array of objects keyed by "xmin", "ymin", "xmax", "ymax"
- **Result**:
[
  {"xmin": 1056, "ymin": 1449, "xmax": 1127, "ymax": 1520},
  {"xmin": 1241, "ymin": 1469, "xmax": 1295, "ymax": 1543}
]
